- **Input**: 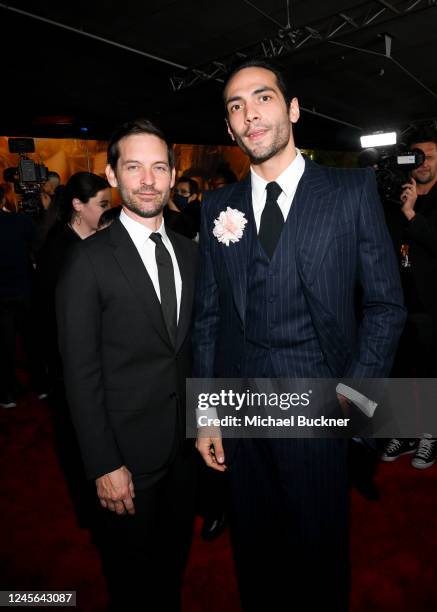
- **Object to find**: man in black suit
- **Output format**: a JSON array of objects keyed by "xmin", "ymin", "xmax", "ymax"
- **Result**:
[
  {"xmin": 57, "ymin": 119, "xmax": 197, "ymax": 610},
  {"xmin": 193, "ymin": 60, "xmax": 405, "ymax": 611}
]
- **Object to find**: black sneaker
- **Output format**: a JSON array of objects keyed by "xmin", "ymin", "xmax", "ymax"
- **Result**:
[
  {"xmin": 411, "ymin": 435, "xmax": 437, "ymax": 470},
  {"xmin": 381, "ymin": 439, "xmax": 417, "ymax": 462}
]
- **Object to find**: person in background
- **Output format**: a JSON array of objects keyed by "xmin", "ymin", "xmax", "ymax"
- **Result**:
[
  {"xmin": 164, "ymin": 176, "xmax": 201, "ymax": 240},
  {"xmin": 33, "ymin": 171, "xmax": 62, "ymax": 253},
  {"xmin": 37, "ymin": 172, "xmax": 111, "ymax": 387},
  {"xmin": 0, "ymin": 184, "xmax": 16, "ymax": 212},
  {"xmin": 382, "ymin": 125, "xmax": 437, "ymax": 469},
  {"xmin": 0, "ymin": 192, "xmax": 35, "ymax": 408},
  {"xmin": 40, "ymin": 171, "xmax": 61, "ymax": 211},
  {"xmin": 209, "ymin": 164, "xmax": 238, "ymax": 190}
]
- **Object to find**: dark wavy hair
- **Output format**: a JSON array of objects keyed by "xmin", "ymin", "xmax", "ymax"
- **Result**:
[
  {"xmin": 56, "ymin": 172, "xmax": 110, "ymax": 224},
  {"xmin": 223, "ymin": 58, "xmax": 292, "ymax": 115},
  {"xmin": 107, "ymin": 118, "xmax": 175, "ymax": 171},
  {"xmin": 406, "ymin": 125, "xmax": 437, "ymax": 149}
]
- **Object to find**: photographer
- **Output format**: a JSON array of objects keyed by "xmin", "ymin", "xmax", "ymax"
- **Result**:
[{"xmin": 382, "ymin": 126, "xmax": 437, "ymax": 468}]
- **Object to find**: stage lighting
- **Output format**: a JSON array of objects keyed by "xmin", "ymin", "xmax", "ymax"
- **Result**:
[{"xmin": 360, "ymin": 132, "xmax": 397, "ymax": 148}]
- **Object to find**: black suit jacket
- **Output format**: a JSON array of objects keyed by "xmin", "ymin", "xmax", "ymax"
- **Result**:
[{"xmin": 56, "ymin": 219, "xmax": 197, "ymax": 481}]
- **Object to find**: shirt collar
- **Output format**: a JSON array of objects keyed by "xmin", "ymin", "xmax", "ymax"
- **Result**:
[
  {"xmin": 120, "ymin": 209, "xmax": 166, "ymax": 246},
  {"xmin": 250, "ymin": 149, "xmax": 305, "ymax": 200}
]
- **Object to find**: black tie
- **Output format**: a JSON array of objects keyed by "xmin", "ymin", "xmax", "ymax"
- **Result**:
[
  {"xmin": 258, "ymin": 181, "xmax": 284, "ymax": 259},
  {"xmin": 149, "ymin": 232, "xmax": 177, "ymax": 345}
]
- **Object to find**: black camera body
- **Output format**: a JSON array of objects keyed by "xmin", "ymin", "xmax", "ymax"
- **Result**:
[
  {"xmin": 3, "ymin": 138, "xmax": 49, "ymax": 212},
  {"xmin": 359, "ymin": 147, "xmax": 425, "ymax": 204}
]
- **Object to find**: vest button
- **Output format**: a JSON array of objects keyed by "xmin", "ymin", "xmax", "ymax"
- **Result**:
[{"xmin": 268, "ymin": 295, "xmax": 276, "ymax": 302}]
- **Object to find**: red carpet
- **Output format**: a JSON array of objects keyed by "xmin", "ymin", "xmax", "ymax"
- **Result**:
[{"xmin": 1, "ymin": 393, "xmax": 436, "ymax": 611}]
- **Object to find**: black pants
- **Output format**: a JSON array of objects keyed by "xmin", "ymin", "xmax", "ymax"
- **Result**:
[
  {"xmin": 0, "ymin": 296, "xmax": 47, "ymax": 397},
  {"xmin": 98, "ymin": 444, "xmax": 198, "ymax": 611},
  {"xmin": 227, "ymin": 438, "xmax": 350, "ymax": 612},
  {"xmin": 0, "ymin": 297, "xmax": 20, "ymax": 396}
]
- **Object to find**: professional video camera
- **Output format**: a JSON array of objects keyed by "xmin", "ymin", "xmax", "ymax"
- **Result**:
[
  {"xmin": 3, "ymin": 138, "xmax": 49, "ymax": 215},
  {"xmin": 358, "ymin": 146, "xmax": 425, "ymax": 205}
]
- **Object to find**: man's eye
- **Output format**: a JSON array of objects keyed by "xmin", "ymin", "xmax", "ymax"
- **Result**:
[
  {"xmin": 154, "ymin": 166, "xmax": 168, "ymax": 173},
  {"xmin": 230, "ymin": 103, "xmax": 242, "ymax": 113},
  {"xmin": 260, "ymin": 95, "xmax": 271, "ymax": 102},
  {"xmin": 127, "ymin": 165, "xmax": 138, "ymax": 171}
]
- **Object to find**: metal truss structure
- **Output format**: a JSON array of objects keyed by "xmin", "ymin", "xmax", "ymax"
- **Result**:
[{"xmin": 169, "ymin": 0, "xmax": 437, "ymax": 92}]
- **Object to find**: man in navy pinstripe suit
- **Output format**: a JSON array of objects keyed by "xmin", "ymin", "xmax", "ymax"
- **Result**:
[{"xmin": 193, "ymin": 60, "xmax": 406, "ymax": 611}]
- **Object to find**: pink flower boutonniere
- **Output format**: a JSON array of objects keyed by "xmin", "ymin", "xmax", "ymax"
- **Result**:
[{"xmin": 213, "ymin": 207, "xmax": 248, "ymax": 246}]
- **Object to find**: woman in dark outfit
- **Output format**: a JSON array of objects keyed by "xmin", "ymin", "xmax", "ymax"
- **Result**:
[{"xmin": 36, "ymin": 172, "xmax": 111, "ymax": 526}]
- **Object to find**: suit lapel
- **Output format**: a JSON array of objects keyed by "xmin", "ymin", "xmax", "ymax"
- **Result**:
[
  {"xmin": 219, "ymin": 176, "xmax": 255, "ymax": 324},
  {"xmin": 295, "ymin": 158, "xmax": 342, "ymax": 285},
  {"xmin": 167, "ymin": 230, "xmax": 194, "ymax": 352},
  {"xmin": 294, "ymin": 159, "xmax": 350, "ymax": 375},
  {"xmin": 109, "ymin": 219, "xmax": 173, "ymax": 348}
]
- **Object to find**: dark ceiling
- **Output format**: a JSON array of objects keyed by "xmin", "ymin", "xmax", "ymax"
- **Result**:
[{"xmin": 1, "ymin": 0, "xmax": 437, "ymax": 150}]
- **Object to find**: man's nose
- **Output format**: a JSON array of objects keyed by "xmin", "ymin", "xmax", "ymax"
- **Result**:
[
  {"xmin": 140, "ymin": 168, "xmax": 155, "ymax": 185},
  {"xmin": 244, "ymin": 101, "xmax": 260, "ymax": 123}
]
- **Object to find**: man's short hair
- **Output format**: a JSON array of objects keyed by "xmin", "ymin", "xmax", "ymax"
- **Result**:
[
  {"xmin": 223, "ymin": 58, "xmax": 292, "ymax": 115},
  {"xmin": 107, "ymin": 118, "xmax": 175, "ymax": 171},
  {"xmin": 47, "ymin": 171, "xmax": 60, "ymax": 182},
  {"xmin": 177, "ymin": 176, "xmax": 199, "ymax": 196},
  {"xmin": 406, "ymin": 125, "xmax": 437, "ymax": 149}
]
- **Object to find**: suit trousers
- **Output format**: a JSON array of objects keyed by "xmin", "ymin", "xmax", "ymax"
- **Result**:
[
  {"xmin": 227, "ymin": 437, "xmax": 350, "ymax": 612},
  {"xmin": 98, "ymin": 443, "xmax": 198, "ymax": 611}
]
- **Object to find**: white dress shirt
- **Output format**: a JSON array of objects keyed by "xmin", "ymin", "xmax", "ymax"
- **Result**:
[
  {"xmin": 250, "ymin": 149, "xmax": 306, "ymax": 232},
  {"xmin": 119, "ymin": 210, "xmax": 182, "ymax": 321}
]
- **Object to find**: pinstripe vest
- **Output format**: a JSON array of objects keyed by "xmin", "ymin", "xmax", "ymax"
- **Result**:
[{"xmin": 245, "ymin": 199, "xmax": 330, "ymax": 378}]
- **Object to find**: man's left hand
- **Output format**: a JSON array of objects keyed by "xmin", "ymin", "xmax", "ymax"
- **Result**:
[{"xmin": 337, "ymin": 393, "xmax": 351, "ymax": 416}]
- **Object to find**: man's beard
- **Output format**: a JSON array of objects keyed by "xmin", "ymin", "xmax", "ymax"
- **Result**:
[
  {"xmin": 234, "ymin": 121, "xmax": 291, "ymax": 164},
  {"xmin": 119, "ymin": 185, "xmax": 169, "ymax": 218},
  {"xmin": 413, "ymin": 169, "xmax": 435, "ymax": 185}
]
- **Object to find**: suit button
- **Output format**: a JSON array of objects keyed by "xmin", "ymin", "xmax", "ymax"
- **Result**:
[
  {"xmin": 170, "ymin": 392, "xmax": 177, "ymax": 399},
  {"xmin": 269, "ymin": 296, "xmax": 276, "ymax": 303}
]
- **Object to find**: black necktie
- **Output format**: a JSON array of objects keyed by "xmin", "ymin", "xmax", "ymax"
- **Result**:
[
  {"xmin": 149, "ymin": 232, "xmax": 177, "ymax": 345},
  {"xmin": 258, "ymin": 181, "xmax": 284, "ymax": 259}
]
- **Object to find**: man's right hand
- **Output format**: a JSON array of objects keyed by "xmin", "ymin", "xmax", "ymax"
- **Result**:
[
  {"xmin": 196, "ymin": 433, "xmax": 227, "ymax": 472},
  {"xmin": 95, "ymin": 465, "xmax": 136, "ymax": 515},
  {"xmin": 400, "ymin": 177, "xmax": 418, "ymax": 220}
]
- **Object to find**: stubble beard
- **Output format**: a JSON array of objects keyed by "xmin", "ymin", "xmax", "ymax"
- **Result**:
[
  {"xmin": 119, "ymin": 185, "xmax": 169, "ymax": 219},
  {"xmin": 413, "ymin": 169, "xmax": 435, "ymax": 186},
  {"xmin": 234, "ymin": 120, "xmax": 291, "ymax": 164}
]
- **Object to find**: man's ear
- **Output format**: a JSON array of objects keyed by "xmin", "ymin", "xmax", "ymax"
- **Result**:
[
  {"xmin": 170, "ymin": 167, "xmax": 176, "ymax": 189},
  {"xmin": 105, "ymin": 164, "xmax": 118, "ymax": 188},
  {"xmin": 289, "ymin": 97, "xmax": 300, "ymax": 124},
  {"xmin": 226, "ymin": 118, "xmax": 236, "ymax": 142}
]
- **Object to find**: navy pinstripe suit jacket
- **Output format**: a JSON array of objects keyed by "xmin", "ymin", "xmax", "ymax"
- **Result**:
[{"xmin": 193, "ymin": 157, "xmax": 406, "ymax": 380}]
